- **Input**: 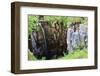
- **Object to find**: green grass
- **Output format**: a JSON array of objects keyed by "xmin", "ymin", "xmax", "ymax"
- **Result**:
[
  {"xmin": 60, "ymin": 49, "xmax": 88, "ymax": 59},
  {"xmin": 28, "ymin": 49, "xmax": 88, "ymax": 60},
  {"xmin": 28, "ymin": 51, "xmax": 37, "ymax": 60}
]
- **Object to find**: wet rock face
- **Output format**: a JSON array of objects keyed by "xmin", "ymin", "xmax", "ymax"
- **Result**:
[{"xmin": 29, "ymin": 19, "xmax": 68, "ymax": 59}]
